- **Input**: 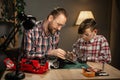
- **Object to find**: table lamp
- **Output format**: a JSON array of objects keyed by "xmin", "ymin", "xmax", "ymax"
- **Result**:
[{"xmin": 75, "ymin": 11, "xmax": 95, "ymax": 25}]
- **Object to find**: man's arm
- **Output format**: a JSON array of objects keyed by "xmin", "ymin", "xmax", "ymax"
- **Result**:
[{"xmin": 24, "ymin": 30, "xmax": 33, "ymax": 57}]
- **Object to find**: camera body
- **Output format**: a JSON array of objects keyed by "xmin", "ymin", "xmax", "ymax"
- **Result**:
[{"xmin": 18, "ymin": 12, "xmax": 36, "ymax": 30}]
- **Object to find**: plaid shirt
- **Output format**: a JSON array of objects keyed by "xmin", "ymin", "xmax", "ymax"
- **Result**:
[
  {"xmin": 23, "ymin": 21, "xmax": 60, "ymax": 58},
  {"xmin": 72, "ymin": 35, "xmax": 111, "ymax": 63}
]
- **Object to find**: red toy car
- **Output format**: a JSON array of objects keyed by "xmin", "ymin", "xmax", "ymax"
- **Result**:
[{"xmin": 13, "ymin": 58, "xmax": 49, "ymax": 74}]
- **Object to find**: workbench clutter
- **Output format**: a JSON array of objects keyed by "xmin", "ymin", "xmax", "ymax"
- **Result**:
[{"xmin": 82, "ymin": 67, "xmax": 109, "ymax": 77}]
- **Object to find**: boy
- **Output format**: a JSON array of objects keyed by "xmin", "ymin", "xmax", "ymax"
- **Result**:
[{"xmin": 72, "ymin": 18, "xmax": 111, "ymax": 63}]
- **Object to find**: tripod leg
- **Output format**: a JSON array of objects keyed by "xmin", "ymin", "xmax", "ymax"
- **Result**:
[
  {"xmin": 0, "ymin": 50, "xmax": 7, "ymax": 79},
  {"xmin": 4, "ymin": 48, "xmax": 25, "ymax": 80}
]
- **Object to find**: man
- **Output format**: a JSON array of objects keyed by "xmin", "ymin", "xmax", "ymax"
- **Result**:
[
  {"xmin": 23, "ymin": 7, "xmax": 68, "ymax": 68},
  {"xmin": 72, "ymin": 18, "xmax": 111, "ymax": 63}
]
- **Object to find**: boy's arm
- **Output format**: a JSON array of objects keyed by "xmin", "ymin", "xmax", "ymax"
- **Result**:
[{"xmin": 99, "ymin": 36, "xmax": 111, "ymax": 63}]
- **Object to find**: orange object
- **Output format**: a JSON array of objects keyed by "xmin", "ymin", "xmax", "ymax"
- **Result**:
[{"xmin": 82, "ymin": 69, "xmax": 95, "ymax": 77}]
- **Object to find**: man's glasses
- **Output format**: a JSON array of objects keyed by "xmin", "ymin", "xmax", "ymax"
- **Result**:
[{"xmin": 54, "ymin": 20, "xmax": 65, "ymax": 27}]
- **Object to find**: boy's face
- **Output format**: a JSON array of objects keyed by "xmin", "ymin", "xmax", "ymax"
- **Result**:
[{"xmin": 80, "ymin": 28, "xmax": 97, "ymax": 41}]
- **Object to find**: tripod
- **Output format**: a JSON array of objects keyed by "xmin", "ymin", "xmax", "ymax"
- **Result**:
[
  {"xmin": 0, "ymin": 23, "xmax": 25, "ymax": 80},
  {"xmin": 0, "ymin": 13, "xmax": 36, "ymax": 80}
]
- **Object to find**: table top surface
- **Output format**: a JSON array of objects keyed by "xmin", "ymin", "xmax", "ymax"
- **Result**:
[{"xmin": 2, "ymin": 62, "xmax": 120, "ymax": 80}]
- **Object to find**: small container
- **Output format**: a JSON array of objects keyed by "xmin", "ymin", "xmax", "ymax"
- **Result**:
[
  {"xmin": 4, "ymin": 58, "xmax": 14, "ymax": 69},
  {"xmin": 82, "ymin": 68, "xmax": 95, "ymax": 77}
]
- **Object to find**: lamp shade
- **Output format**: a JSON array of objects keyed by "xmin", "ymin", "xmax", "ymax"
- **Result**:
[{"xmin": 75, "ymin": 11, "xmax": 94, "ymax": 25}]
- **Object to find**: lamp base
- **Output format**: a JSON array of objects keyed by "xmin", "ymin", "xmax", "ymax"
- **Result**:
[{"xmin": 5, "ymin": 71, "xmax": 25, "ymax": 80}]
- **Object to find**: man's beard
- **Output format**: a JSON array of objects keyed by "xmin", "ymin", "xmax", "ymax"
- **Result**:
[{"xmin": 48, "ymin": 25, "xmax": 57, "ymax": 35}]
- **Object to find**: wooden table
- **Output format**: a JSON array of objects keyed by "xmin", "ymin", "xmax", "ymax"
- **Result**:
[{"xmin": 2, "ymin": 62, "xmax": 120, "ymax": 80}]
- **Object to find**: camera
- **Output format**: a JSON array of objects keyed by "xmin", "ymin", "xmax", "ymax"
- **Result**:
[{"xmin": 17, "ymin": 12, "xmax": 36, "ymax": 30}]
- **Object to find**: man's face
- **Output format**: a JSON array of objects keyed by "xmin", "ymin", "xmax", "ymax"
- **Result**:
[
  {"xmin": 48, "ymin": 14, "xmax": 67, "ymax": 35},
  {"xmin": 80, "ymin": 28, "xmax": 97, "ymax": 41}
]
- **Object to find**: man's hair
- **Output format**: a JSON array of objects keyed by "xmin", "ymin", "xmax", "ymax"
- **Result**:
[
  {"xmin": 47, "ymin": 7, "xmax": 68, "ymax": 19},
  {"xmin": 78, "ymin": 18, "xmax": 96, "ymax": 34}
]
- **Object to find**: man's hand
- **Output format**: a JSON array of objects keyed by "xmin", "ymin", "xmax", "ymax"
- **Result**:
[
  {"xmin": 48, "ymin": 48, "xmax": 66, "ymax": 59},
  {"xmin": 65, "ymin": 51, "xmax": 77, "ymax": 62}
]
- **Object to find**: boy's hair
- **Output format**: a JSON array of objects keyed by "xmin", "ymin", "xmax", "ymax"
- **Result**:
[
  {"xmin": 47, "ymin": 7, "xmax": 68, "ymax": 19},
  {"xmin": 78, "ymin": 18, "xmax": 96, "ymax": 34}
]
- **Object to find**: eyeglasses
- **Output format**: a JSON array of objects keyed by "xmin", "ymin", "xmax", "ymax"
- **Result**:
[
  {"xmin": 79, "ymin": 32, "xmax": 93, "ymax": 38},
  {"xmin": 53, "ymin": 19, "xmax": 65, "ymax": 27}
]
